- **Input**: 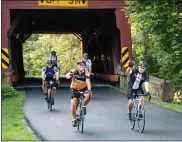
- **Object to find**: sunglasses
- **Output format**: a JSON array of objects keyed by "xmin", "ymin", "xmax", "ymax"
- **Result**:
[
  {"xmin": 139, "ymin": 66, "xmax": 146, "ymax": 70},
  {"xmin": 78, "ymin": 63, "xmax": 85, "ymax": 66}
]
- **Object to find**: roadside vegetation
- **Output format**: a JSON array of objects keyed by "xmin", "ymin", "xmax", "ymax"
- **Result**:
[
  {"xmin": 2, "ymin": 84, "xmax": 39, "ymax": 140},
  {"xmin": 124, "ymin": 0, "xmax": 182, "ymax": 91},
  {"xmin": 147, "ymin": 98, "xmax": 182, "ymax": 113},
  {"xmin": 124, "ymin": 0, "xmax": 182, "ymax": 111},
  {"xmin": 23, "ymin": 34, "xmax": 81, "ymax": 76}
]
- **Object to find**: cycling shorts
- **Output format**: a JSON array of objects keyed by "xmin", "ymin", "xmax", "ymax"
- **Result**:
[
  {"xmin": 127, "ymin": 87, "xmax": 144, "ymax": 100},
  {"xmin": 70, "ymin": 87, "xmax": 90, "ymax": 99}
]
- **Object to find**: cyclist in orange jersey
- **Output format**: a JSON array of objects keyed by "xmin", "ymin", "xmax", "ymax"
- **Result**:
[{"xmin": 66, "ymin": 58, "xmax": 92, "ymax": 127}]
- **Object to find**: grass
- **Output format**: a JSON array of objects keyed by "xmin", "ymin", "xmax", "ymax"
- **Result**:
[
  {"xmin": 2, "ymin": 91, "xmax": 39, "ymax": 141},
  {"xmin": 146, "ymin": 97, "xmax": 182, "ymax": 113}
]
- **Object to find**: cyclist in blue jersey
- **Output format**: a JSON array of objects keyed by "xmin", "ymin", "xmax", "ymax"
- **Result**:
[{"xmin": 42, "ymin": 60, "xmax": 59, "ymax": 105}]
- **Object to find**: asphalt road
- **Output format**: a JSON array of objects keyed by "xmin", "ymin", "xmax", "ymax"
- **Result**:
[{"xmin": 23, "ymin": 86, "xmax": 182, "ymax": 141}]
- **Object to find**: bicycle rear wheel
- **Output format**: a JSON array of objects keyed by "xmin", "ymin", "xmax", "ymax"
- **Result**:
[{"xmin": 137, "ymin": 108, "xmax": 145, "ymax": 133}]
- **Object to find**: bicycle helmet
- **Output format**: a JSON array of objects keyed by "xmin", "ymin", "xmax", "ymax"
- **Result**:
[
  {"xmin": 83, "ymin": 53, "xmax": 88, "ymax": 58},
  {"xmin": 77, "ymin": 58, "xmax": 86, "ymax": 65},
  {"xmin": 51, "ymin": 51, "xmax": 56, "ymax": 55},
  {"xmin": 138, "ymin": 61, "xmax": 147, "ymax": 68},
  {"xmin": 47, "ymin": 60, "xmax": 53, "ymax": 64}
]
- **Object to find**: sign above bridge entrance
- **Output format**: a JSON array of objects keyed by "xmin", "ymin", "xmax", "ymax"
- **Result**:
[{"xmin": 38, "ymin": 0, "xmax": 88, "ymax": 7}]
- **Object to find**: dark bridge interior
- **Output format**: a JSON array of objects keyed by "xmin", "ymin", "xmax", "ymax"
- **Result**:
[{"xmin": 9, "ymin": 9, "xmax": 121, "ymax": 85}]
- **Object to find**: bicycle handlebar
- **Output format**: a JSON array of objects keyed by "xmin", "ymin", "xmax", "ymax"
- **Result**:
[
  {"xmin": 77, "ymin": 91, "xmax": 84, "ymax": 94},
  {"xmin": 132, "ymin": 93, "xmax": 152, "ymax": 101},
  {"xmin": 72, "ymin": 90, "xmax": 92, "ymax": 96},
  {"xmin": 46, "ymin": 80, "xmax": 59, "ymax": 86}
]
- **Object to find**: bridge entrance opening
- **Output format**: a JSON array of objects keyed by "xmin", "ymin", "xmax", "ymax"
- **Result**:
[
  {"xmin": 9, "ymin": 9, "xmax": 122, "ymax": 85},
  {"xmin": 22, "ymin": 34, "xmax": 81, "ymax": 77}
]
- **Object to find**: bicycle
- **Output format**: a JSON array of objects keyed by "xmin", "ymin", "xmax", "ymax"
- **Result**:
[
  {"xmin": 46, "ymin": 80, "xmax": 57, "ymax": 111},
  {"xmin": 75, "ymin": 91, "xmax": 85, "ymax": 133},
  {"xmin": 129, "ymin": 92, "xmax": 151, "ymax": 133}
]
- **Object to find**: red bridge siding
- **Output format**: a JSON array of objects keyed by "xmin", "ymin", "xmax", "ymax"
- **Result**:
[
  {"xmin": 115, "ymin": 9, "xmax": 132, "ymax": 60},
  {"xmin": 2, "ymin": 0, "xmax": 132, "ymax": 82},
  {"xmin": 2, "ymin": 1, "xmax": 125, "ymax": 9},
  {"xmin": 1, "ymin": 3, "xmax": 10, "ymax": 50}
]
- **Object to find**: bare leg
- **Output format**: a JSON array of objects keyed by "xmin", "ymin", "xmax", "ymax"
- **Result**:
[
  {"xmin": 128, "ymin": 99, "xmax": 134, "ymax": 113},
  {"xmin": 83, "ymin": 93, "xmax": 90, "ymax": 106},
  {"xmin": 71, "ymin": 98, "xmax": 78, "ymax": 119}
]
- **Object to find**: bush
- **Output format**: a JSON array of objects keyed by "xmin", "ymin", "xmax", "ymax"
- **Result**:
[{"xmin": 1, "ymin": 84, "xmax": 20, "ymax": 99}]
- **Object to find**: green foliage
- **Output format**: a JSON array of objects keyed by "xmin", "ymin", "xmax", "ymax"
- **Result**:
[
  {"xmin": 23, "ymin": 34, "xmax": 81, "ymax": 76},
  {"xmin": 1, "ymin": 84, "xmax": 21, "ymax": 99},
  {"xmin": 124, "ymin": 0, "xmax": 182, "ymax": 90},
  {"xmin": 145, "ymin": 97, "xmax": 182, "ymax": 113},
  {"xmin": 2, "ymin": 90, "xmax": 39, "ymax": 140}
]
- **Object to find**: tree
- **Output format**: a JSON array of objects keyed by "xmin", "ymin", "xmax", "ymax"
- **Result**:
[
  {"xmin": 23, "ymin": 34, "xmax": 81, "ymax": 76},
  {"xmin": 124, "ymin": 0, "xmax": 182, "ymax": 90}
]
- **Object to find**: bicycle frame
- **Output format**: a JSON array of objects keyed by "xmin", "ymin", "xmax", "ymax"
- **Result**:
[
  {"xmin": 133, "ymin": 95, "xmax": 143, "ymax": 113},
  {"xmin": 46, "ymin": 80, "xmax": 54, "ymax": 95},
  {"xmin": 46, "ymin": 80, "xmax": 55, "ymax": 111}
]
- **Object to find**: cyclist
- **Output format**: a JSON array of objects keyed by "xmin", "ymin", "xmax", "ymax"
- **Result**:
[
  {"xmin": 48, "ymin": 51, "xmax": 60, "ymax": 70},
  {"xmin": 127, "ymin": 61, "xmax": 151, "ymax": 120},
  {"xmin": 83, "ymin": 53, "xmax": 92, "ymax": 75},
  {"xmin": 42, "ymin": 60, "xmax": 59, "ymax": 105},
  {"xmin": 66, "ymin": 58, "xmax": 92, "ymax": 127}
]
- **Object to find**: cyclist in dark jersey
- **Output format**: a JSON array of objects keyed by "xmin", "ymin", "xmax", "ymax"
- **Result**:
[
  {"xmin": 127, "ymin": 61, "xmax": 151, "ymax": 120},
  {"xmin": 41, "ymin": 60, "xmax": 59, "ymax": 105}
]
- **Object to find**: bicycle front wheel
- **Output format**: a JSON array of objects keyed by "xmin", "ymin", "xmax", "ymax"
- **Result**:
[
  {"xmin": 129, "ymin": 113, "xmax": 135, "ymax": 129},
  {"xmin": 47, "ymin": 89, "xmax": 51, "ymax": 109},
  {"xmin": 76, "ymin": 106, "xmax": 80, "ymax": 130},
  {"xmin": 76, "ymin": 102, "xmax": 81, "ymax": 130},
  {"xmin": 49, "ymin": 91, "xmax": 52, "ymax": 111},
  {"xmin": 137, "ymin": 108, "xmax": 145, "ymax": 133},
  {"xmin": 80, "ymin": 109, "xmax": 84, "ymax": 133}
]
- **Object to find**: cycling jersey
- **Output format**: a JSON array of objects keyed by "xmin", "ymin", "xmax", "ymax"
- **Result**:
[
  {"xmin": 42, "ymin": 66, "xmax": 58, "ymax": 80},
  {"xmin": 85, "ymin": 59, "xmax": 92, "ymax": 71},
  {"xmin": 71, "ymin": 69, "xmax": 90, "ymax": 90},
  {"xmin": 128, "ymin": 68, "xmax": 149, "ymax": 90}
]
